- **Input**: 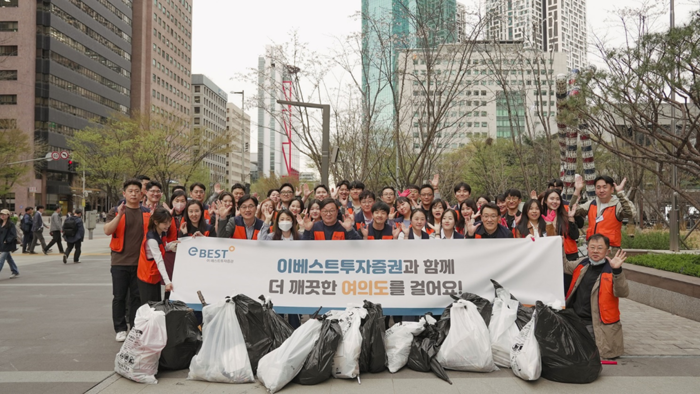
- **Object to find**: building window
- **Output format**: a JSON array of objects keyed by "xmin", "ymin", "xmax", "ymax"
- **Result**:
[
  {"xmin": 0, "ymin": 46, "xmax": 18, "ymax": 56},
  {"xmin": 194, "ymin": 106, "xmax": 200, "ymax": 114},
  {"xmin": 0, "ymin": 70, "xmax": 18, "ymax": 80},
  {"xmin": 0, "ymin": 95, "xmax": 17, "ymax": 105},
  {"xmin": 0, "ymin": 0, "xmax": 19, "ymax": 7},
  {"xmin": 0, "ymin": 22, "xmax": 18, "ymax": 32},
  {"xmin": 194, "ymin": 85, "xmax": 200, "ymax": 92}
]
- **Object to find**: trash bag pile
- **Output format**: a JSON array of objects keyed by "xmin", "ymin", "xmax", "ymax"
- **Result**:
[{"xmin": 116, "ymin": 285, "xmax": 605, "ymax": 391}]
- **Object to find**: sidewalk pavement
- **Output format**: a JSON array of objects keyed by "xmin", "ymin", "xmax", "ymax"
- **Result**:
[{"xmin": 1, "ymin": 233, "xmax": 700, "ymax": 393}]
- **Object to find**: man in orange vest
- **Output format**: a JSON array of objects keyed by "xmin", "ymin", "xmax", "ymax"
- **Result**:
[
  {"xmin": 570, "ymin": 175, "xmax": 635, "ymax": 254},
  {"xmin": 564, "ymin": 234, "xmax": 629, "ymax": 359},
  {"xmin": 104, "ymin": 179, "xmax": 151, "ymax": 342}
]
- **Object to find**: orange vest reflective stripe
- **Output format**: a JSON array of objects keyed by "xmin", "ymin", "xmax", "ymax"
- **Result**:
[
  {"xmin": 109, "ymin": 210, "xmax": 150, "ymax": 253},
  {"xmin": 586, "ymin": 201, "xmax": 622, "ymax": 247},
  {"xmin": 566, "ymin": 261, "xmax": 620, "ymax": 324},
  {"xmin": 561, "ymin": 205, "xmax": 578, "ymax": 254},
  {"xmin": 137, "ymin": 233, "xmax": 165, "ymax": 284},
  {"xmin": 313, "ymin": 231, "xmax": 346, "ymax": 240}
]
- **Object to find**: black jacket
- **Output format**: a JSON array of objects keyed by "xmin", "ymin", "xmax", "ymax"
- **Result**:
[{"xmin": 0, "ymin": 222, "xmax": 18, "ymax": 252}]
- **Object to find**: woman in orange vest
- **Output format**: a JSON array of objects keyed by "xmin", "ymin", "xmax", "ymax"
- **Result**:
[
  {"xmin": 217, "ymin": 195, "xmax": 264, "ymax": 240},
  {"xmin": 162, "ymin": 190, "xmax": 187, "ymax": 283},
  {"xmin": 542, "ymin": 189, "xmax": 580, "ymax": 261},
  {"xmin": 178, "ymin": 200, "xmax": 213, "ymax": 237},
  {"xmin": 398, "ymin": 209, "xmax": 431, "ymax": 239},
  {"xmin": 513, "ymin": 199, "xmax": 547, "ymax": 238},
  {"xmin": 137, "ymin": 208, "xmax": 180, "ymax": 304}
]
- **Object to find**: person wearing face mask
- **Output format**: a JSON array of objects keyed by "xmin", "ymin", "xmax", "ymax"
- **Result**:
[
  {"xmin": 138, "ymin": 208, "xmax": 180, "ymax": 304},
  {"xmin": 217, "ymin": 195, "xmax": 264, "ymax": 240},
  {"xmin": 563, "ymin": 234, "xmax": 629, "ymax": 359},
  {"xmin": 465, "ymin": 203, "xmax": 513, "ymax": 239},
  {"xmin": 259, "ymin": 209, "xmax": 300, "ymax": 240}
]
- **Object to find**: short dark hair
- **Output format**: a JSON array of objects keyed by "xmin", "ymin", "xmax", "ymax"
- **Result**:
[
  {"xmin": 231, "ymin": 183, "xmax": 246, "ymax": 193},
  {"xmin": 148, "ymin": 208, "xmax": 172, "ymax": 234},
  {"xmin": 123, "ymin": 178, "xmax": 142, "ymax": 191},
  {"xmin": 419, "ymin": 184, "xmax": 434, "ymax": 193},
  {"xmin": 409, "ymin": 208, "xmax": 426, "ymax": 220},
  {"xmin": 136, "ymin": 175, "xmax": 150, "ymax": 182},
  {"xmin": 172, "ymin": 185, "xmax": 186, "ymax": 193},
  {"xmin": 25, "ymin": 207, "xmax": 33, "ymax": 212},
  {"xmin": 146, "ymin": 181, "xmax": 163, "ymax": 191},
  {"xmin": 588, "ymin": 233, "xmax": 610, "ymax": 249},
  {"xmin": 350, "ymin": 181, "xmax": 365, "ymax": 190},
  {"xmin": 237, "ymin": 195, "xmax": 258, "ymax": 209},
  {"xmin": 406, "ymin": 184, "xmax": 420, "ymax": 192},
  {"xmin": 381, "ymin": 186, "xmax": 396, "ymax": 195},
  {"xmin": 280, "ymin": 182, "xmax": 294, "ymax": 192},
  {"xmin": 371, "ymin": 201, "xmax": 391, "ymax": 214},
  {"xmin": 480, "ymin": 202, "xmax": 500, "ymax": 216},
  {"xmin": 496, "ymin": 194, "xmax": 506, "ymax": 203},
  {"xmin": 336, "ymin": 180, "xmax": 351, "ymax": 189},
  {"xmin": 314, "ymin": 184, "xmax": 329, "ymax": 194},
  {"xmin": 36, "ymin": 205, "xmax": 45, "ymax": 210},
  {"xmin": 594, "ymin": 175, "xmax": 615, "ymax": 187},
  {"xmin": 548, "ymin": 178, "xmax": 564, "ymax": 188},
  {"xmin": 477, "ymin": 194, "xmax": 492, "ymax": 203},
  {"xmin": 319, "ymin": 198, "xmax": 339, "ymax": 210},
  {"xmin": 267, "ymin": 188, "xmax": 279, "ymax": 197},
  {"xmin": 359, "ymin": 190, "xmax": 376, "ymax": 201},
  {"xmin": 505, "ymin": 189, "xmax": 522, "ymax": 199},
  {"xmin": 453, "ymin": 182, "xmax": 472, "ymax": 194},
  {"xmin": 431, "ymin": 199, "xmax": 447, "ymax": 212},
  {"xmin": 169, "ymin": 190, "xmax": 188, "ymax": 209},
  {"xmin": 189, "ymin": 182, "xmax": 206, "ymax": 192}
]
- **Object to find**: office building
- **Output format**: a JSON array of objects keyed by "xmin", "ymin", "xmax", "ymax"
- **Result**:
[
  {"xmin": 256, "ymin": 45, "xmax": 301, "ymax": 179},
  {"xmin": 131, "ymin": 0, "xmax": 192, "ymax": 124},
  {"xmin": 485, "ymin": 0, "xmax": 587, "ymax": 71},
  {"xmin": 226, "ymin": 102, "xmax": 251, "ymax": 186},
  {"xmin": 0, "ymin": 0, "xmax": 132, "ymax": 212},
  {"xmin": 191, "ymin": 74, "xmax": 227, "ymax": 186}
]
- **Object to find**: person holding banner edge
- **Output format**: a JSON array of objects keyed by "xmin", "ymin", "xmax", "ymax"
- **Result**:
[{"xmin": 137, "ymin": 208, "xmax": 180, "ymax": 304}]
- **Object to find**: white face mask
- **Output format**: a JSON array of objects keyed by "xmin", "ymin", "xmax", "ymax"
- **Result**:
[
  {"xmin": 173, "ymin": 202, "xmax": 186, "ymax": 213},
  {"xmin": 278, "ymin": 221, "xmax": 293, "ymax": 232}
]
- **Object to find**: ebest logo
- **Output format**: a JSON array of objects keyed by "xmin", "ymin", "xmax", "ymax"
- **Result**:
[{"xmin": 188, "ymin": 246, "xmax": 236, "ymax": 259}]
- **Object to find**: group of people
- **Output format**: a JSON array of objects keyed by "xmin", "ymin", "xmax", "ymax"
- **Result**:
[{"xmin": 103, "ymin": 173, "xmax": 635, "ymax": 358}]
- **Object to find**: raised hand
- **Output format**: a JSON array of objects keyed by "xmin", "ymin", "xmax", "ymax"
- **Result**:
[
  {"xmin": 568, "ymin": 203, "xmax": 578, "ymax": 219},
  {"xmin": 217, "ymin": 201, "xmax": 232, "ymax": 219},
  {"xmin": 179, "ymin": 217, "xmax": 188, "ymax": 234},
  {"xmin": 575, "ymin": 175, "xmax": 585, "ymax": 191},
  {"xmin": 430, "ymin": 173, "xmax": 440, "ymax": 189},
  {"xmin": 466, "ymin": 219, "xmax": 481, "ymax": 237},
  {"xmin": 388, "ymin": 206, "xmax": 396, "ymax": 220},
  {"xmin": 295, "ymin": 185, "xmax": 302, "ymax": 197},
  {"xmin": 401, "ymin": 221, "xmax": 411, "ymax": 236},
  {"xmin": 392, "ymin": 224, "xmax": 402, "ymax": 239},
  {"xmin": 614, "ymin": 177, "xmax": 627, "ymax": 193},
  {"xmin": 409, "ymin": 197, "xmax": 420, "ymax": 209},
  {"xmin": 341, "ymin": 214, "xmax": 355, "ymax": 231},
  {"xmin": 331, "ymin": 186, "xmax": 338, "ymax": 199},
  {"xmin": 609, "ymin": 249, "xmax": 627, "ymax": 269},
  {"xmin": 117, "ymin": 201, "xmax": 126, "ymax": 215},
  {"xmin": 542, "ymin": 210, "xmax": 557, "ymax": 223},
  {"xmin": 162, "ymin": 202, "xmax": 173, "ymax": 215},
  {"xmin": 427, "ymin": 222, "xmax": 440, "ymax": 236},
  {"xmin": 263, "ymin": 209, "xmax": 273, "ymax": 224},
  {"xmin": 514, "ymin": 211, "xmax": 523, "ymax": 226},
  {"xmin": 301, "ymin": 214, "xmax": 313, "ymax": 231},
  {"xmin": 338, "ymin": 195, "xmax": 348, "ymax": 207},
  {"xmin": 359, "ymin": 223, "xmax": 369, "ymax": 239},
  {"xmin": 530, "ymin": 189, "xmax": 538, "ymax": 199},
  {"xmin": 302, "ymin": 183, "xmax": 312, "ymax": 198}
]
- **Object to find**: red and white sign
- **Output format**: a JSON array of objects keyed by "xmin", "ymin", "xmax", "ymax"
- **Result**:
[
  {"xmin": 51, "ymin": 152, "xmax": 60, "ymax": 160},
  {"xmin": 60, "ymin": 151, "xmax": 69, "ymax": 159}
]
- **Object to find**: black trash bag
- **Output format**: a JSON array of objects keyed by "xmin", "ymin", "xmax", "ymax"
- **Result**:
[
  {"xmin": 534, "ymin": 301, "xmax": 602, "ymax": 384},
  {"xmin": 294, "ymin": 319, "xmax": 342, "ymax": 385},
  {"xmin": 491, "ymin": 279, "xmax": 534, "ymax": 330},
  {"xmin": 232, "ymin": 294, "xmax": 272, "ymax": 374},
  {"xmin": 436, "ymin": 293, "xmax": 493, "ymax": 346},
  {"xmin": 406, "ymin": 319, "xmax": 452, "ymax": 384},
  {"xmin": 258, "ymin": 296, "xmax": 294, "ymax": 352},
  {"xmin": 148, "ymin": 298, "xmax": 202, "ymax": 370},
  {"xmin": 359, "ymin": 300, "xmax": 387, "ymax": 373}
]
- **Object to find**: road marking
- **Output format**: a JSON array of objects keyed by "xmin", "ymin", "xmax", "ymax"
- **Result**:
[
  {"xmin": 0, "ymin": 371, "xmax": 114, "ymax": 383},
  {"xmin": 0, "ymin": 283, "xmax": 112, "ymax": 287}
]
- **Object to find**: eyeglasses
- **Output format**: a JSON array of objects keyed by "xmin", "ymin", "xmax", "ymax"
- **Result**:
[
  {"xmin": 280, "ymin": 191, "xmax": 293, "ymax": 195},
  {"xmin": 239, "ymin": 205, "xmax": 256, "ymax": 211},
  {"xmin": 321, "ymin": 210, "xmax": 337, "ymax": 215},
  {"xmin": 588, "ymin": 246, "xmax": 607, "ymax": 251}
]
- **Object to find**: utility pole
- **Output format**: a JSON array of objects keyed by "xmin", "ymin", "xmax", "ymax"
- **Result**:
[{"xmin": 669, "ymin": 0, "xmax": 680, "ymax": 252}]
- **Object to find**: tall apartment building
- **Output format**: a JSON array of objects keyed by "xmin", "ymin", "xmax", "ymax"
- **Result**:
[
  {"xmin": 131, "ymin": 0, "xmax": 192, "ymax": 124},
  {"xmin": 0, "ymin": 0, "xmax": 132, "ymax": 212},
  {"xmin": 226, "ymin": 102, "xmax": 251, "ymax": 186},
  {"xmin": 256, "ymin": 45, "xmax": 301, "ymax": 179},
  {"xmin": 485, "ymin": 0, "xmax": 587, "ymax": 71},
  {"xmin": 361, "ymin": 0, "xmax": 466, "ymax": 128},
  {"xmin": 399, "ymin": 41, "xmax": 568, "ymax": 150},
  {"xmin": 191, "ymin": 74, "xmax": 227, "ymax": 186}
]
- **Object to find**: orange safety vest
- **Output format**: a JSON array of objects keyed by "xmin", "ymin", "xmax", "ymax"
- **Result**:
[
  {"xmin": 314, "ymin": 231, "xmax": 346, "ymax": 240},
  {"xmin": 164, "ymin": 216, "xmax": 183, "ymax": 243},
  {"xmin": 232, "ymin": 216, "xmax": 263, "ymax": 240},
  {"xmin": 566, "ymin": 260, "xmax": 620, "ymax": 324},
  {"xmin": 137, "ymin": 231, "xmax": 165, "ymax": 284},
  {"xmin": 109, "ymin": 208, "xmax": 150, "ymax": 253},
  {"xmin": 367, "ymin": 225, "xmax": 393, "ymax": 240},
  {"xmin": 586, "ymin": 200, "xmax": 622, "ymax": 247},
  {"xmin": 561, "ymin": 205, "xmax": 579, "ymax": 254}
]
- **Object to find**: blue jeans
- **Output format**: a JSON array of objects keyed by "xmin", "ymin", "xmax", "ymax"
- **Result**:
[{"xmin": 0, "ymin": 252, "xmax": 19, "ymax": 275}]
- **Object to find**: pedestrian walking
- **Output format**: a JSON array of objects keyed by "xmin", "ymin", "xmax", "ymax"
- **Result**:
[
  {"xmin": 28, "ymin": 206, "xmax": 49, "ymax": 254},
  {"xmin": 0, "ymin": 209, "xmax": 20, "ymax": 279},
  {"xmin": 20, "ymin": 207, "xmax": 33, "ymax": 253},
  {"xmin": 63, "ymin": 208, "xmax": 85, "ymax": 264},
  {"xmin": 45, "ymin": 209, "xmax": 65, "ymax": 254}
]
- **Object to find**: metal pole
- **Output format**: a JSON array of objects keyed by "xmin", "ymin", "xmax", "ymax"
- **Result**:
[
  {"xmin": 240, "ymin": 91, "xmax": 245, "ymax": 183},
  {"xmin": 669, "ymin": 0, "xmax": 680, "ymax": 252},
  {"xmin": 82, "ymin": 169, "xmax": 86, "ymax": 208}
]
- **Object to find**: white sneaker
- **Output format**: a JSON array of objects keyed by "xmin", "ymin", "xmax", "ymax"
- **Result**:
[
  {"xmin": 115, "ymin": 331, "xmax": 127, "ymax": 342},
  {"xmin": 10, "ymin": 273, "xmax": 19, "ymax": 279}
]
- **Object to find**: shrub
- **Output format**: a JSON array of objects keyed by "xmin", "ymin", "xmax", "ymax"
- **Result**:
[
  {"xmin": 626, "ymin": 254, "xmax": 700, "ymax": 278},
  {"xmin": 621, "ymin": 230, "xmax": 698, "ymax": 250}
]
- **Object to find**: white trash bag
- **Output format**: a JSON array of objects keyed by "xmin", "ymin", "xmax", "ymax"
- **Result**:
[
  {"xmin": 489, "ymin": 288, "xmax": 520, "ymax": 368},
  {"xmin": 257, "ymin": 318, "xmax": 323, "ymax": 393},
  {"xmin": 510, "ymin": 311, "xmax": 541, "ymax": 381},
  {"xmin": 114, "ymin": 304, "xmax": 167, "ymax": 384},
  {"xmin": 385, "ymin": 316, "xmax": 432, "ymax": 373},
  {"xmin": 436, "ymin": 300, "xmax": 498, "ymax": 372},
  {"xmin": 328, "ymin": 305, "xmax": 367, "ymax": 379},
  {"xmin": 187, "ymin": 297, "xmax": 255, "ymax": 383}
]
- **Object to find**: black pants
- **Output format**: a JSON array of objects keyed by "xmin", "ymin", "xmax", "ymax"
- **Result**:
[
  {"xmin": 65, "ymin": 241, "xmax": 82, "ymax": 262},
  {"xmin": 22, "ymin": 231, "xmax": 33, "ymax": 252},
  {"xmin": 111, "ymin": 265, "xmax": 140, "ymax": 333},
  {"xmin": 28, "ymin": 231, "xmax": 47, "ymax": 253},
  {"xmin": 137, "ymin": 278, "xmax": 162, "ymax": 305},
  {"xmin": 45, "ymin": 231, "xmax": 64, "ymax": 253}
]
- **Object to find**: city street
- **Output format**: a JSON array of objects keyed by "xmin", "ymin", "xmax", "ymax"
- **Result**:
[{"xmin": 1, "ymin": 225, "xmax": 699, "ymax": 393}]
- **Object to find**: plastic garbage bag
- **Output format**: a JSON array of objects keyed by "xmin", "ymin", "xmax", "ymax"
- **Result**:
[
  {"xmin": 295, "ymin": 319, "xmax": 342, "ymax": 385},
  {"xmin": 259, "ymin": 295, "xmax": 294, "ymax": 352},
  {"xmin": 534, "ymin": 301, "xmax": 601, "ymax": 383},
  {"xmin": 491, "ymin": 279, "xmax": 533, "ymax": 330},
  {"xmin": 115, "ymin": 304, "xmax": 167, "ymax": 384},
  {"xmin": 406, "ymin": 316, "xmax": 452, "ymax": 384},
  {"xmin": 436, "ymin": 300, "xmax": 497, "ymax": 372},
  {"xmin": 510, "ymin": 311, "xmax": 541, "ymax": 381},
  {"xmin": 385, "ymin": 318, "xmax": 429, "ymax": 373},
  {"xmin": 149, "ymin": 298, "xmax": 202, "ymax": 370},
  {"xmin": 437, "ymin": 293, "xmax": 492, "ymax": 346},
  {"xmin": 489, "ymin": 286, "xmax": 520, "ymax": 368},
  {"xmin": 359, "ymin": 300, "xmax": 387, "ymax": 373},
  {"xmin": 257, "ymin": 318, "xmax": 323, "ymax": 393},
  {"xmin": 232, "ymin": 294, "xmax": 271, "ymax": 374},
  {"xmin": 187, "ymin": 297, "xmax": 255, "ymax": 383},
  {"xmin": 329, "ymin": 305, "xmax": 367, "ymax": 379}
]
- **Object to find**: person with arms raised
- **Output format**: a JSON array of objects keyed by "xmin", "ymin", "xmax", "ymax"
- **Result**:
[
  {"xmin": 217, "ymin": 195, "xmax": 264, "ymax": 240},
  {"xmin": 465, "ymin": 203, "xmax": 513, "ymax": 239},
  {"xmin": 302, "ymin": 198, "xmax": 361, "ymax": 240}
]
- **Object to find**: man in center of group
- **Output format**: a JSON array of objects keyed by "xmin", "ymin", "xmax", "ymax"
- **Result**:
[
  {"xmin": 355, "ymin": 190, "xmax": 375, "ymax": 230},
  {"xmin": 465, "ymin": 202, "xmax": 513, "ymax": 239},
  {"xmin": 303, "ymin": 198, "xmax": 361, "ymax": 240},
  {"xmin": 503, "ymin": 189, "xmax": 522, "ymax": 230}
]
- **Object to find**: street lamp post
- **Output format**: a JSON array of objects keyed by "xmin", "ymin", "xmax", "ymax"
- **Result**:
[
  {"xmin": 669, "ymin": 0, "xmax": 680, "ymax": 251},
  {"xmin": 276, "ymin": 100, "xmax": 330, "ymax": 186},
  {"xmin": 231, "ymin": 91, "xmax": 245, "ymax": 184}
]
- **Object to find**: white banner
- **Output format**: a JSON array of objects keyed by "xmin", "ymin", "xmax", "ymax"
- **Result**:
[{"xmin": 170, "ymin": 237, "xmax": 566, "ymax": 314}]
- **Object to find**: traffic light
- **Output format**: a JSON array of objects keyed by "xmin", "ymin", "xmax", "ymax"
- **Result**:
[{"xmin": 68, "ymin": 160, "xmax": 75, "ymax": 172}]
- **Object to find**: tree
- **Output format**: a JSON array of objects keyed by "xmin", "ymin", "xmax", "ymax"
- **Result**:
[{"xmin": 0, "ymin": 124, "xmax": 33, "ymax": 209}]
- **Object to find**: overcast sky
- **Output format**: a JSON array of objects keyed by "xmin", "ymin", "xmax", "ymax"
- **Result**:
[{"xmin": 191, "ymin": 0, "xmax": 697, "ymax": 159}]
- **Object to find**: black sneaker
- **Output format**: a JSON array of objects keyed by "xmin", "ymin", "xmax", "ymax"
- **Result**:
[
  {"xmin": 42, "ymin": 248, "xmax": 48, "ymax": 255},
  {"xmin": 29, "ymin": 251, "xmax": 38, "ymax": 254},
  {"xmin": 74, "ymin": 261, "xmax": 81, "ymax": 264},
  {"xmin": 63, "ymin": 255, "xmax": 67, "ymax": 264}
]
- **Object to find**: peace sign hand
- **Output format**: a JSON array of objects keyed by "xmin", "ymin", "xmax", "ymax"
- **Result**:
[
  {"xmin": 179, "ymin": 217, "xmax": 188, "ymax": 234},
  {"xmin": 514, "ymin": 211, "xmax": 523, "ymax": 226},
  {"xmin": 614, "ymin": 177, "xmax": 627, "ymax": 194},
  {"xmin": 427, "ymin": 222, "xmax": 440, "ymax": 236},
  {"xmin": 263, "ymin": 209, "xmax": 273, "ymax": 223},
  {"xmin": 392, "ymin": 224, "xmax": 402, "ymax": 239},
  {"xmin": 359, "ymin": 223, "xmax": 369, "ymax": 239},
  {"xmin": 401, "ymin": 221, "xmax": 411, "ymax": 236}
]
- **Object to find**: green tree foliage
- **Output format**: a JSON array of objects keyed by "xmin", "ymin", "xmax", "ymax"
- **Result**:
[{"xmin": 0, "ymin": 126, "xmax": 33, "ymax": 208}]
